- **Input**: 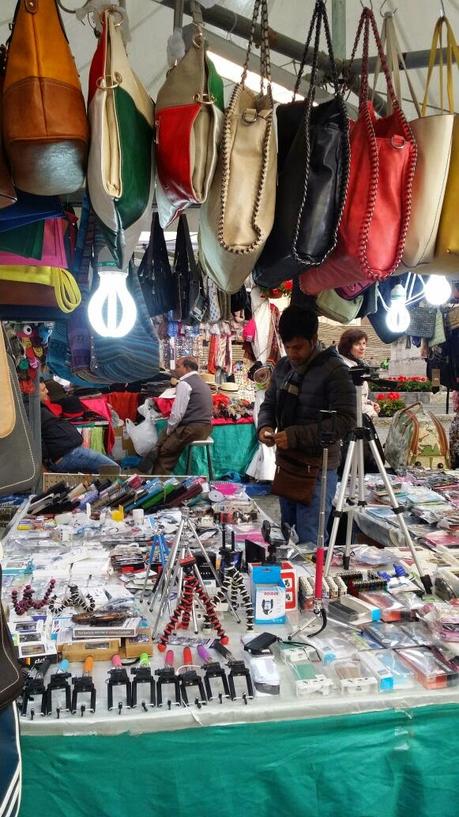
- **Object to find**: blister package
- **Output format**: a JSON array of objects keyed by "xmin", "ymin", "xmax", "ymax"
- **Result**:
[
  {"xmin": 362, "ymin": 622, "xmax": 418, "ymax": 649},
  {"xmin": 397, "ymin": 647, "xmax": 459, "ymax": 689},
  {"xmin": 358, "ymin": 590, "xmax": 406, "ymax": 622},
  {"xmin": 373, "ymin": 650, "xmax": 417, "ymax": 690},
  {"xmin": 332, "ymin": 658, "xmax": 379, "ymax": 695}
]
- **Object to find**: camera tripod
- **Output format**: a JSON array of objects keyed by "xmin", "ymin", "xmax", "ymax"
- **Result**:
[{"xmin": 323, "ymin": 367, "xmax": 432, "ymax": 594}]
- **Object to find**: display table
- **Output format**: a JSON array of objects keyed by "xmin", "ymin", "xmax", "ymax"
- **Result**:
[
  {"xmin": 19, "ymin": 699, "xmax": 459, "ymax": 817},
  {"xmin": 156, "ymin": 419, "xmax": 258, "ymax": 479}
]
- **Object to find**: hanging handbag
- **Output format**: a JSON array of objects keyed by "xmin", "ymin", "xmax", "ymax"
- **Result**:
[
  {"xmin": 0, "ymin": 334, "xmax": 39, "ymax": 496},
  {"xmin": 253, "ymin": 0, "xmax": 349, "ymax": 288},
  {"xmin": 0, "ymin": 44, "xmax": 16, "ymax": 209},
  {"xmin": 434, "ymin": 17, "xmax": 459, "ymax": 258},
  {"xmin": 373, "ymin": 13, "xmax": 454, "ymax": 268},
  {"xmin": 138, "ymin": 213, "xmax": 177, "ymax": 317},
  {"xmin": 155, "ymin": 0, "xmax": 224, "ymax": 227},
  {"xmin": 87, "ymin": 7, "xmax": 155, "ymax": 268},
  {"xmin": 198, "ymin": 0, "xmax": 277, "ymax": 294},
  {"xmin": 316, "ymin": 289, "xmax": 363, "ymax": 323},
  {"xmin": 300, "ymin": 7, "xmax": 417, "ymax": 296},
  {"xmin": 406, "ymin": 305, "xmax": 437, "ymax": 338},
  {"xmin": 0, "ymin": 265, "xmax": 81, "ymax": 315},
  {"xmin": 336, "ymin": 280, "xmax": 372, "ymax": 300},
  {"xmin": 173, "ymin": 214, "xmax": 205, "ymax": 323},
  {"xmin": 3, "ymin": 0, "xmax": 88, "ymax": 196}
]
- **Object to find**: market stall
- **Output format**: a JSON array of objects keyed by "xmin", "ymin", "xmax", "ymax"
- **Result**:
[{"xmin": 1, "ymin": 1, "xmax": 459, "ymax": 816}]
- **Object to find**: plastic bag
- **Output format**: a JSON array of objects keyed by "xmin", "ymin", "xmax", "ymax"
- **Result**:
[{"xmin": 125, "ymin": 417, "xmax": 158, "ymax": 457}]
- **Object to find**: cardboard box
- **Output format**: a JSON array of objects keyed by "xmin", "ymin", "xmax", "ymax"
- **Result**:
[
  {"xmin": 280, "ymin": 561, "xmax": 297, "ymax": 611},
  {"xmin": 61, "ymin": 639, "xmax": 121, "ymax": 662},
  {"xmin": 250, "ymin": 564, "xmax": 286, "ymax": 624}
]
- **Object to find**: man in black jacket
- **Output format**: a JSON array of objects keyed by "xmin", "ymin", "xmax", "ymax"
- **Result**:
[
  {"xmin": 40, "ymin": 382, "xmax": 118, "ymax": 473},
  {"xmin": 258, "ymin": 306, "xmax": 356, "ymax": 546}
]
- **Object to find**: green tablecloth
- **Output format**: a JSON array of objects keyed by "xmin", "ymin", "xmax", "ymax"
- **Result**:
[
  {"xmin": 156, "ymin": 420, "xmax": 258, "ymax": 479},
  {"xmin": 20, "ymin": 704, "xmax": 459, "ymax": 817}
]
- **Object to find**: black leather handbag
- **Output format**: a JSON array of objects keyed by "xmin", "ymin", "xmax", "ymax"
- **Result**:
[
  {"xmin": 173, "ymin": 215, "xmax": 207, "ymax": 324},
  {"xmin": 253, "ymin": 0, "xmax": 349, "ymax": 287},
  {"xmin": 138, "ymin": 213, "xmax": 177, "ymax": 318}
]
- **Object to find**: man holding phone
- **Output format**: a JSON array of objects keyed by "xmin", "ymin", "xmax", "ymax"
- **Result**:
[{"xmin": 258, "ymin": 305, "xmax": 356, "ymax": 547}]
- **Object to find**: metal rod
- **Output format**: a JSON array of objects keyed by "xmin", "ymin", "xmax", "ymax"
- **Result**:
[
  {"xmin": 332, "ymin": 0, "xmax": 347, "ymax": 62},
  {"xmin": 173, "ymin": 0, "xmax": 184, "ymax": 29},
  {"xmin": 153, "ymin": 0, "xmax": 453, "ymax": 115}
]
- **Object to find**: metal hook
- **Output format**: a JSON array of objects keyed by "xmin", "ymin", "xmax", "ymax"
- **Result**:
[
  {"xmin": 360, "ymin": 0, "xmax": 374, "ymax": 9},
  {"xmin": 440, "ymin": 0, "xmax": 446, "ymax": 18},
  {"xmin": 380, "ymin": 0, "xmax": 398, "ymax": 16}
]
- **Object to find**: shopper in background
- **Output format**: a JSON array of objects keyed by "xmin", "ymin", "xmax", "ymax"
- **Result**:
[
  {"xmin": 40, "ymin": 382, "xmax": 118, "ymax": 473},
  {"xmin": 338, "ymin": 328, "xmax": 380, "ymax": 419},
  {"xmin": 449, "ymin": 391, "xmax": 459, "ymax": 469},
  {"xmin": 258, "ymin": 306, "xmax": 356, "ymax": 546},
  {"xmin": 141, "ymin": 357, "xmax": 213, "ymax": 475}
]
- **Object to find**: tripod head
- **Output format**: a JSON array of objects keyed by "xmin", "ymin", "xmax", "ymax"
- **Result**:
[
  {"xmin": 319, "ymin": 410, "xmax": 338, "ymax": 448},
  {"xmin": 349, "ymin": 363, "xmax": 379, "ymax": 387}
]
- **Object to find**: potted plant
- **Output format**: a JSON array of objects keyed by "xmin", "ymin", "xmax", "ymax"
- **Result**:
[{"xmin": 375, "ymin": 392, "xmax": 406, "ymax": 417}]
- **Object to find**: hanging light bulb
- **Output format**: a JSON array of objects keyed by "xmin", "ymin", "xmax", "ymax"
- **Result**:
[
  {"xmin": 423, "ymin": 275, "xmax": 452, "ymax": 306},
  {"xmin": 87, "ymin": 268, "xmax": 137, "ymax": 338},
  {"xmin": 386, "ymin": 283, "xmax": 410, "ymax": 333}
]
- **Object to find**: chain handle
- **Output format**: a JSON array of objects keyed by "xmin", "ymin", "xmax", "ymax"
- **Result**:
[
  {"xmin": 294, "ymin": 0, "xmax": 340, "ymax": 100},
  {"xmin": 217, "ymin": 0, "xmax": 274, "ymax": 257},
  {"xmin": 291, "ymin": 0, "xmax": 350, "ymax": 266},
  {"xmin": 241, "ymin": 0, "xmax": 271, "ymax": 92}
]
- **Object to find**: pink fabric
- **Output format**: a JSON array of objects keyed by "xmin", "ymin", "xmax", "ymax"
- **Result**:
[{"xmin": 0, "ymin": 218, "xmax": 69, "ymax": 268}]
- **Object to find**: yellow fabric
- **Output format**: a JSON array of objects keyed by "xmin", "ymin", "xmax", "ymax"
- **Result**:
[
  {"xmin": 0, "ymin": 265, "xmax": 81, "ymax": 313},
  {"xmin": 0, "ymin": 329, "xmax": 15, "ymax": 439}
]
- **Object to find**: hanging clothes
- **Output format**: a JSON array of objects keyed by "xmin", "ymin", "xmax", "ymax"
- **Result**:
[{"xmin": 246, "ymin": 287, "xmax": 284, "ymax": 481}]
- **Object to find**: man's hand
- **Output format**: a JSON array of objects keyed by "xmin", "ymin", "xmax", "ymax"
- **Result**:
[
  {"xmin": 259, "ymin": 427, "xmax": 275, "ymax": 447},
  {"xmin": 372, "ymin": 402, "xmax": 381, "ymax": 415},
  {"xmin": 273, "ymin": 430, "xmax": 289, "ymax": 450}
]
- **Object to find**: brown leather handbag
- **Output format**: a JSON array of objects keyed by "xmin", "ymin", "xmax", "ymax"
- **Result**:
[
  {"xmin": 0, "ymin": 45, "xmax": 16, "ymax": 208},
  {"xmin": 3, "ymin": 0, "xmax": 89, "ymax": 196},
  {"xmin": 271, "ymin": 451, "xmax": 321, "ymax": 505}
]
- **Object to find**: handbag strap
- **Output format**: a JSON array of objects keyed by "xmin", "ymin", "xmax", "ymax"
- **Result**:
[
  {"xmin": 51, "ymin": 268, "xmax": 82, "ymax": 313},
  {"xmin": 291, "ymin": 0, "xmax": 349, "ymax": 264},
  {"xmin": 218, "ymin": 0, "xmax": 274, "ymax": 256},
  {"xmin": 294, "ymin": 0, "xmax": 340, "ymax": 99},
  {"xmin": 346, "ymin": 6, "xmax": 401, "ymax": 113},
  {"xmin": 421, "ymin": 15, "xmax": 459, "ymax": 115},
  {"xmin": 240, "ymin": 0, "xmax": 272, "ymax": 95},
  {"xmin": 373, "ymin": 12, "xmax": 422, "ymax": 117}
]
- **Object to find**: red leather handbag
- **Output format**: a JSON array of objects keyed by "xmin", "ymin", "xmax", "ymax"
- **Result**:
[{"xmin": 300, "ymin": 7, "xmax": 417, "ymax": 296}]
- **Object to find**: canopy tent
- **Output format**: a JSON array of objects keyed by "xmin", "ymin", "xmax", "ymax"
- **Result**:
[{"xmin": 1, "ymin": 0, "xmax": 458, "ymax": 118}]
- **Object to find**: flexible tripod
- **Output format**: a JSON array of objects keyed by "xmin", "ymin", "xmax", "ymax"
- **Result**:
[
  {"xmin": 148, "ymin": 509, "xmax": 240, "ymax": 639},
  {"xmin": 323, "ymin": 366, "xmax": 432, "ymax": 594}
]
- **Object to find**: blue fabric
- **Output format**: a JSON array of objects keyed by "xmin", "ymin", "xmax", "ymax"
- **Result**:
[
  {"xmin": 279, "ymin": 469, "xmax": 338, "ymax": 546},
  {"xmin": 0, "ymin": 704, "xmax": 21, "ymax": 817},
  {"xmin": 50, "ymin": 446, "xmax": 117, "ymax": 474}
]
